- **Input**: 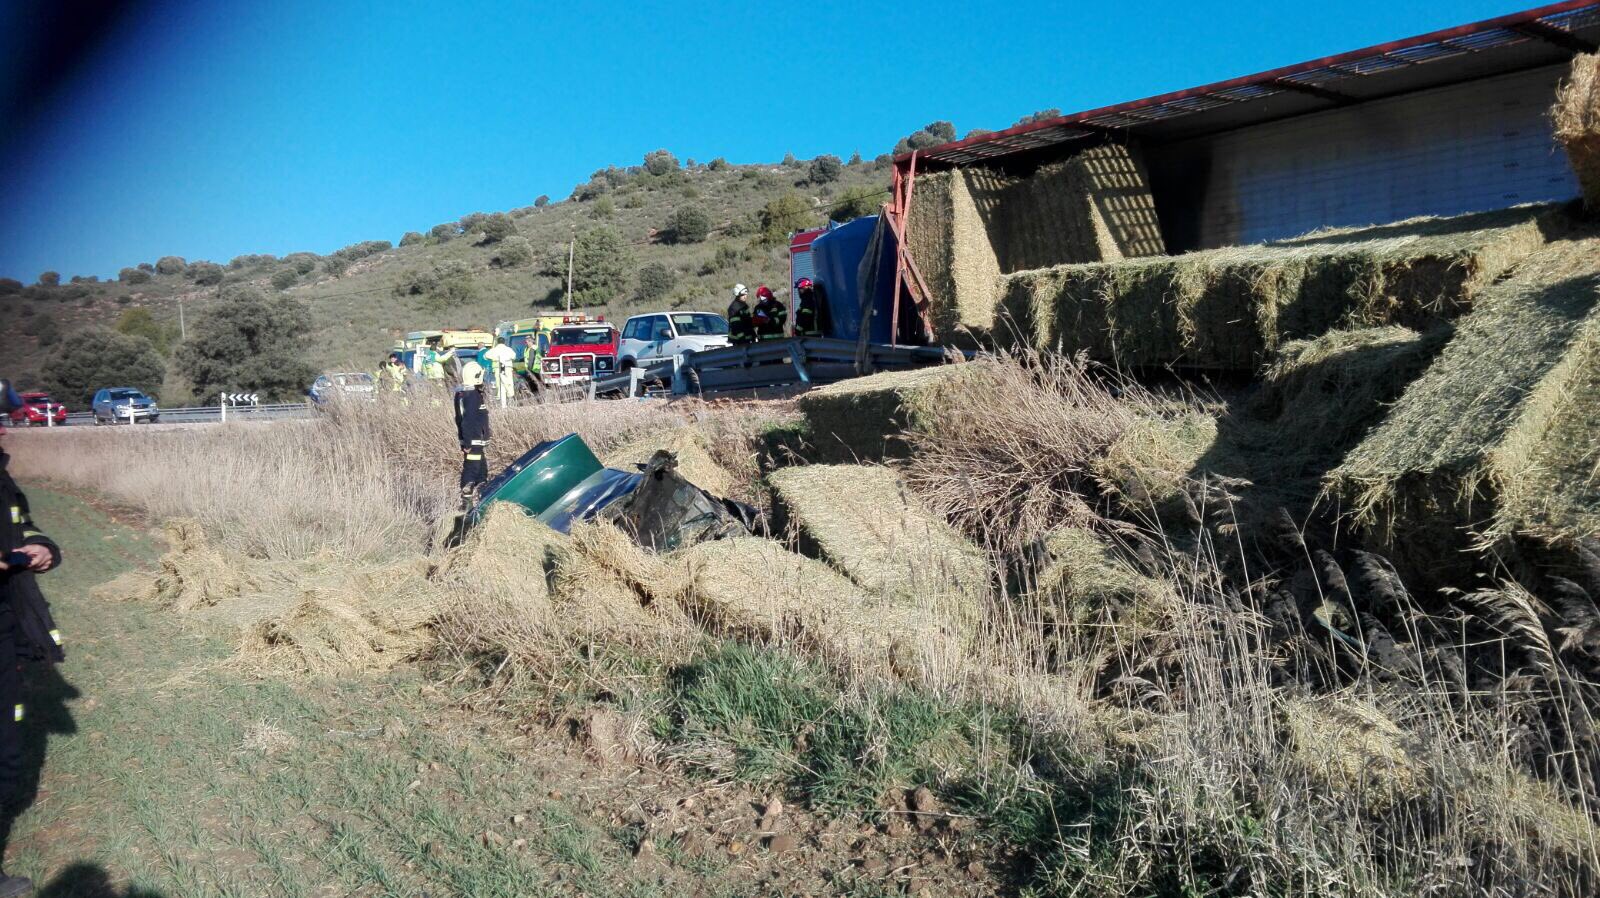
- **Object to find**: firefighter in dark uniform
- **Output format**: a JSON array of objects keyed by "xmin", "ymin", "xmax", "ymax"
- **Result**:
[
  {"xmin": 752, "ymin": 284, "xmax": 787, "ymax": 341},
  {"xmin": 793, "ymin": 277, "xmax": 823, "ymax": 337},
  {"xmin": 453, "ymin": 361, "xmax": 491, "ymax": 503},
  {"xmin": 1, "ymin": 378, "xmax": 64, "ymax": 898},
  {"xmin": 727, "ymin": 284, "xmax": 755, "ymax": 345}
]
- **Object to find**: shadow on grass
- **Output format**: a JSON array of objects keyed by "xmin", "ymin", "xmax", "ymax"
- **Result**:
[
  {"xmin": 2, "ymin": 663, "xmax": 79, "ymax": 872},
  {"xmin": 36, "ymin": 862, "xmax": 166, "ymax": 897}
]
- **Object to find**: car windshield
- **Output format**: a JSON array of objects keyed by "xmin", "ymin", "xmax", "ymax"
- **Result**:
[
  {"xmin": 27, "ymin": 395, "xmax": 52, "ymax": 404},
  {"xmin": 552, "ymin": 327, "xmax": 615, "ymax": 346},
  {"xmin": 670, "ymin": 313, "xmax": 729, "ymax": 336},
  {"xmin": 108, "ymin": 389, "xmax": 146, "ymax": 401}
]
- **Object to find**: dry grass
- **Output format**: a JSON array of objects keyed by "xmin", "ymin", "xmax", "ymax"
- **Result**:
[
  {"xmin": 1555, "ymin": 52, "xmax": 1600, "ymax": 210},
  {"xmin": 793, "ymin": 363, "xmax": 977, "ymax": 463}
]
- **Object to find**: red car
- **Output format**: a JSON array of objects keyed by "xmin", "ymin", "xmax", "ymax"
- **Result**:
[{"xmin": 8, "ymin": 392, "xmax": 67, "ymax": 426}]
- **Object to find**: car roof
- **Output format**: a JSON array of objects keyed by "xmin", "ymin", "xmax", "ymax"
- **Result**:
[{"xmin": 20, "ymin": 391, "xmax": 50, "ymax": 398}]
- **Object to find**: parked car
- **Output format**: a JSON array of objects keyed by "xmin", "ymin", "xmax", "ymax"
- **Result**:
[
  {"xmin": 617, "ymin": 311, "xmax": 730, "ymax": 370},
  {"xmin": 7, "ymin": 392, "xmax": 67, "ymax": 426},
  {"xmin": 92, "ymin": 387, "xmax": 159, "ymax": 425},
  {"xmin": 308, "ymin": 372, "xmax": 377, "ymax": 404}
]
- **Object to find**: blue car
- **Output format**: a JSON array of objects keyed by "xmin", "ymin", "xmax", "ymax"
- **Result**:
[{"xmin": 92, "ymin": 387, "xmax": 159, "ymax": 425}]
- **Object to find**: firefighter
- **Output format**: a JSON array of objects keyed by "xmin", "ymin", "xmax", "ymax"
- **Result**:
[
  {"xmin": 727, "ymin": 284, "xmax": 755, "ymax": 345},
  {"xmin": 793, "ymin": 277, "xmax": 823, "ymax": 337},
  {"xmin": 421, "ymin": 346, "xmax": 447, "ymax": 382},
  {"xmin": 383, "ymin": 353, "xmax": 408, "ymax": 392},
  {"xmin": 0, "ymin": 378, "xmax": 64, "ymax": 898},
  {"xmin": 752, "ymin": 284, "xmax": 787, "ymax": 341},
  {"xmin": 453, "ymin": 360, "xmax": 491, "ymax": 503},
  {"xmin": 483, "ymin": 338, "xmax": 518, "ymax": 407}
]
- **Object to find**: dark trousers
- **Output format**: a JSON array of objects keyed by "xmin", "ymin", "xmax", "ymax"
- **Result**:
[
  {"xmin": 0, "ymin": 635, "xmax": 19, "ymax": 807},
  {"xmin": 460, "ymin": 449, "xmax": 488, "ymax": 493}
]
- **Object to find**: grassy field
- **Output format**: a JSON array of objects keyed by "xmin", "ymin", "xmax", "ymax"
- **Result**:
[{"xmin": 5, "ymin": 158, "xmax": 890, "ymax": 404}]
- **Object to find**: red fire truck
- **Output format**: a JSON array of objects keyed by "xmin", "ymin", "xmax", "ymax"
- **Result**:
[{"xmin": 536, "ymin": 320, "xmax": 621, "ymax": 388}]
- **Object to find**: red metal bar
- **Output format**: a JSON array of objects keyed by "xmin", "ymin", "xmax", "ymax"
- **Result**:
[{"xmin": 894, "ymin": 0, "xmax": 1599, "ymax": 174}]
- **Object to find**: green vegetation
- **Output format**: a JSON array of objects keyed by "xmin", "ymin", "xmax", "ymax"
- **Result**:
[
  {"xmin": 570, "ymin": 226, "xmax": 631, "ymax": 307},
  {"xmin": 635, "ymin": 262, "xmax": 675, "ymax": 303},
  {"xmin": 808, "ymin": 154, "xmax": 843, "ymax": 184},
  {"xmin": 175, "ymin": 287, "xmax": 315, "ymax": 401},
  {"xmin": 155, "ymin": 256, "xmax": 186, "ymax": 275},
  {"xmin": 115, "ymin": 306, "xmax": 178, "ymax": 354},
  {"xmin": 893, "ymin": 120, "xmax": 956, "ymax": 155},
  {"xmin": 37, "ymin": 271, "xmax": 59, "ymax": 286},
  {"xmin": 664, "ymin": 205, "xmax": 711, "ymax": 244},
  {"xmin": 43, "ymin": 328, "xmax": 165, "ymax": 403}
]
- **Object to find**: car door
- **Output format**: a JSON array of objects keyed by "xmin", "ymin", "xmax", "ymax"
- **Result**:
[
  {"xmin": 645, "ymin": 315, "xmax": 676, "ymax": 363},
  {"xmin": 93, "ymin": 389, "xmax": 107, "ymax": 419}
]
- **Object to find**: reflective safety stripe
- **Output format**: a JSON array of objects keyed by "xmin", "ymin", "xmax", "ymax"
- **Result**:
[
  {"xmin": 49, "ymin": 629, "xmax": 62, "ymax": 646},
  {"xmin": 465, "ymin": 453, "xmax": 482, "ymax": 461},
  {"xmin": 8, "ymin": 506, "xmax": 18, "ymax": 524},
  {"xmin": 22, "ymin": 530, "xmax": 43, "ymax": 540},
  {"xmin": 470, "ymin": 439, "xmax": 487, "ymax": 446},
  {"xmin": 12, "ymin": 704, "xmax": 22, "ymax": 723}
]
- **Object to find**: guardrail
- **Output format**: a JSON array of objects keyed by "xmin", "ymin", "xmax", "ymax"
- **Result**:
[
  {"xmin": 53, "ymin": 403, "xmax": 312, "ymax": 426},
  {"xmin": 585, "ymin": 338, "xmax": 958, "ymax": 400}
]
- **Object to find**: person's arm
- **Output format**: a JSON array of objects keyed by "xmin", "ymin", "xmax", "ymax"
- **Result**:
[{"xmin": 9, "ymin": 489, "xmax": 60, "ymax": 572}]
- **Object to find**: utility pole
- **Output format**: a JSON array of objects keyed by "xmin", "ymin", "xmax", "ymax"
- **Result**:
[
  {"xmin": 565, "ymin": 229, "xmax": 575, "ymax": 313},
  {"xmin": 178, "ymin": 297, "xmax": 187, "ymax": 340}
]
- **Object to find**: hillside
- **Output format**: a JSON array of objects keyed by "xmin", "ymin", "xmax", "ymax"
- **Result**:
[{"xmin": 4, "ymin": 154, "xmax": 891, "ymax": 403}]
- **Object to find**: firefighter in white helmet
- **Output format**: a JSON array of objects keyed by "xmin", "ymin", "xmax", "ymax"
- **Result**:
[
  {"xmin": 727, "ymin": 283, "xmax": 754, "ymax": 345},
  {"xmin": 454, "ymin": 360, "xmax": 490, "ymax": 503}
]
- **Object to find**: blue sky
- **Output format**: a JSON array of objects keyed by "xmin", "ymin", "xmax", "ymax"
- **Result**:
[{"xmin": 0, "ymin": 0, "xmax": 1542, "ymax": 280}]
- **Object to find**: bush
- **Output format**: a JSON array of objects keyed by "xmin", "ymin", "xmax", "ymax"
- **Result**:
[
  {"xmin": 323, "ymin": 256, "xmax": 349, "ymax": 278},
  {"xmin": 644, "ymin": 149, "xmax": 679, "ymax": 176},
  {"xmin": 115, "ymin": 294, "xmax": 132, "ymax": 305},
  {"xmin": 174, "ymin": 287, "xmax": 316, "ymax": 402},
  {"xmin": 830, "ymin": 185, "xmax": 882, "ymax": 223},
  {"xmin": 1013, "ymin": 108, "xmax": 1061, "ymax": 126},
  {"xmin": 625, "ymin": 192, "xmax": 647, "ymax": 209},
  {"xmin": 0, "ymin": 278, "xmax": 21, "ymax": 295},
  {"xmin": 592, "ymin": 196, "xmax": 615, "ymax": 219},
  {"xmin": 893, "ymin": 120, "xmax": 957, "ymax": 155},
  {"xmin": 708, "ymin": 157, "xmax": 730, "ymax": 171},
  {"xmin": 490, "ymin": 235, "xmax": 533, "ymax": 268},
  {"xmin": 808, "ymin": 154, "xmax": 843, "ymax": 184},
  {"xmin": 570, "ymin": 226, "xmax": 631, "ymax": 306},
  {"xmin": 478, "ymin": 212, "xmax": 517, "ymax": 243},
  {"xmin": 69, "ymin": 274, "xmax": 99, "ymax": 284},
  {"xmin": 37, "ymin": 271, "xmax": 59, "ymax": 287},
  {"xmin": 665, "ymin": 205, "xmax": 712, "ymax": 244},
  {"xmin": 115, "ymin": 306, "xmax": 178, "ymax": 354},
  {"xmin": 187, "ymin": 261, "xmax": 224, "ymax": 285},
  {"xmin": 270, "ymin": 268, "xmax": 298, "ymax": 291},
  {"xmin": 848, "ymin": 151, "xmax": 863, "ymax": 166},
  {"xmin": 701, "ymin": 242, "xmax": 742, "ymax": 275},
  {"xmin": 27, "ymin": 315, "xmax": 59, "ymax": 346},
  {"xmin": 44, "ymin": 327, "xmax": 165, "ymax": 405},
  {"xmin": 782, "ymin": 152, "xmax": 798, "ymax": 167},
  {"xmin": 399, "ymin": 231, "xmax": 424, "ymax": 247},
  {"xmin": 137, "ymin": 262, "xmax": 155, "ymax": 273},
  {"xmin": 119, "ymin": 267, "xmax": 151, "ymax": 285},
  {"xmin": 635, "ymin": 263, "xmax": 676, "ymax": 303},
  {"xmin": 154, "ymin": 256, "xmax": 186, "ymax": 275},
  {"xmin": 758, "ymin": 192, "xmax": 814, "ymax": 245},
  {"xmin": 284, "ymin": 253, "xmax": 318, "ymax": 274},
  {"xmin": 430, "ymin": 222, "xmax": 459, "ymax": 241},
  {"xmin": 534, "ymin": 195, "xmax": 550, "ymax": 208}
]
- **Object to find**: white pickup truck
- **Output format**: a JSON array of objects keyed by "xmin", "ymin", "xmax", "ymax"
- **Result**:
[{"xmin": 616, "ymin": 311, "xmax": 731, "ymax": 370}]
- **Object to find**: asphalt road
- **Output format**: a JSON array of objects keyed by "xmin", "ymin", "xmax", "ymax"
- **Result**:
[{"xmin": 46, "ymin": 403, "xmax": 314, "ymax": 427}]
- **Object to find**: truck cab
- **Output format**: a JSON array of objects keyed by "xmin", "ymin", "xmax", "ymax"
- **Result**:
[
  {"xmin": 618, "ymin": 312, "xmax": 730, "ymax": 369},
  {"xmin": 540, "ymin": 322, "xmax": 620, "ymax": 386},
  {"xmin": 495, "ymin": 314, "xmax": 612, "ymax": 391}
]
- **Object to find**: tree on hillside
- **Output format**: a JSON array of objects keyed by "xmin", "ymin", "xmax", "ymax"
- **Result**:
[
  {"xmin": 535, "ymin": 195, "xmax": 550, "ymax": 208},
  {"xmin": 400, "ymin": 231, "xmax": 424, "ymax": 247},
  {"xmin": 119, "ymin": 267, "xmax": 151, "ymax": 284},
  {"xmin": 490, "ymin": 236, "xmax": 533, "ymax": 268},
  {"xmin": 271, "ymin": 268, "xmax": 299, "ymax": 291},
  {"xmin": 44, "ymin": 328, "xmax": 165, "ymax": 405},
  {"xmin": 284, "ymin": 253, "xmax": 318, "ymax": 274},
  {"xmin": 26, "ymin": 315, "xmax": 59, "ymax": 346},
  {"xmin": 37, "ymin": 271, "xmax": 59, "ymax": 287},
  {"xmin": 430, "ymin": 222, "xmax": 459, "ymax": 241},
  {"xmin": 708, "ymin": 157, "xmax": 729, "ymax": 171},
  {"xmin": 664, "ymin": 206, "xmax": 712, "ymax": 244},
  {"xmin": 570, "ymin": 226, "xmax": 631, "ymax": 307},
  {"xmin": 758, "ymin": 192, "xmax": 815, "ymax": 245},
  {"xmin": 635, "ymin": 263, "xmax": 675, "ymax": 303},
  {"xmin": 155, "ymin": 256, "xmax": 186, "ymax": 275},
  {"xmin": 187, "ymin": 261, "xmax": 224, "ymax": 285},
  {"xmin": 0, "ymin": 278, "xmax": 21, "ymax": 295},
  {"xmin": 893, "ymin": 120, "xmax": 957, "ymax": 155},
  {"xmin": 137, "ymin": 262, "xmax": 155, "ymax": 273},
  {"xmin": 478, "ymin": 213, "xmax": 517, "ymax": 243},
  {"xmin": 1014, "ymin": 108, "xmax": 1061, "ymax": 126},
  {"xmin": 848, "ymin": 151, "xmax": 863, "ymax": 166},
  {"xmin": 830, "ymin": 185, "xmax": 882, "ymax": 223},
  {"xmin": 644, "ymin": 149, "xmax": 679, "ymax": 176},
  {"xmin": 175, "ymin": 287, "xmax": 316, "ymax": 402},
  {"xmin": 808, "ymin": 155, "xmax": 843, "ymax": 184},
  {"xmin": 115, "ymin": 306, "xmax": 178, "ymax": 354}
]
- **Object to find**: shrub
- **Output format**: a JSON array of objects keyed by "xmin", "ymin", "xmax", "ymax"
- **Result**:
[
  {"xmin": 115, "ymin": 306, "xmax": 178, "ymax": 354},
  {"xmin": 154, "ymin": 256, "xmax": 186, "ymax": 275},
  {"xmin": 27, "ymin": 315, "xmax": 59, "ymax": 346},
  {"xmin": 782, "ymin": 152, "xmax": 798, "ymax": 167},
  {"xmin": 44, "ymin": 327, "xmax": 165, "ymax": 405},
  {"xmin": 323, "ymin": 256, "xmax": 349, "ymax": 278},
  {"xmin": 490, "ymin": 235, "xmax": 533, "ymax": 268},
  {"xmin": 0, "ymin": 278, "xmax": 21, "ymax": 295},
  {"xmin": 37, "ymin": 271, "xmax": 60, "ymax": 287},
  {"xmin": 665, "ymin": 205, "xmax": 712, "ymax": 244},
  {"xmin": 69, "ymin": 274, "xmax": 99, "ymax": 284},
  {"xmin": 137, "ymin": 262, "xmax": 155, "ymax": 272},
  {"xmin": 459, "ymin": 212, "xmax": 489, "ymax": 233},
  {"xmin": 1013, "ymin": 107, "xmax": 1061, "ymax": 126},
  {"xmin": 570, "ymin": 226, "xmax": 631, "ymax": 306},
  {"xmin": 848, "ymin": 151, "xmax": 863, "ymax": 166},
  {"xmin": 175, "ymin": 287, "xmax": 316, "ymax": 402},
  {"xmin": 115, "ymin": 294, "xmax": 132, "ymax": 305},
  {"xmin": 830, "ymin": 185, "xmax": 882, "ymax": 223},
  {"xmin": 284, "ymin": 253, "xmax": 318, "ymax": 274},
  {"xmin": 478, "ymin": 212, "xmax": 517, "ymax": 243},
  {"xmin": 119, "ymin": 267, "xmax": 151, "ymax": 284},
  {"xmin": 534, "ymin": 195, "xmax": 550, "ymax": 208},
  {"xmin": 625, "ymin": 192, "xmax": 647, "ymax": 209},
  {"xmin": 680, "ymin": 184, "xmax": 699, "ymax": 199},
  {"xmin": 271, "ymin": 269, "xmax": 298, "ymax": 291},
  {"xmin": 708, "ymin": 157, "xmax": 730, "ymax": 171},
  {"xmin": 635, "ymin": 263, "xmax": 676, "ymax": 303},
  {"xmin": 892, "ymin": 120, "xmax": 956, "ymax": 155},
  {"xmin": 430, "ymin": 222, "xmax": 459, "ymax": 241},
  {"xmin": 758, "ymin": 191, "xmax": 814, "ymax": 245},
  {"xmin": 400, "ymin": 231, "xmax": 424, "ymax": 247},
  {"xmin": 592, "ymin": 196, "xmax": 616, "ymax": 219},
  {"xmin": 643, "ymin": 149, "xmax": 679, "ymax": 176},
  {"xmin": 808, "ymin": 154, "xmax": 843, "ymax": 184},
  {"xmin": 701, "ymin": 242, "xmax": 742, "ymax": 275},
  {"xmin": 187, "ymin": 261, "xmax": 224, "ymax": 285}
]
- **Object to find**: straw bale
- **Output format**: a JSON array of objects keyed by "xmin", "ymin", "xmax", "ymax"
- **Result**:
[
  {"xmin": 1092, "ymin": 413, "xmax": 1217, "ymax": 521},
  {"xmin": 795, "ymin": 363, "xmax": 976, "ymax": 463},
  {"xmin": 768, "ymin": 464, "xmax": 989, "ymax": 637},
  {"xmin": 1553, "ymin": 52, "xmax": 1600, "ymax": 210},
  {"xmin": 1033, "ymin": 527, "xmax": 1168, "ymax": 621},
  {"xmin": 906, "ymin": 169, "xmax": 1005, "ymax": 341},
  {"xmin": 109, "ymin": 519, "xmax": 265, "ymax": 611},
  {"xmin": 1282, "ymin": 698, "xmax": 1421, "ymax": 805},
  {"xmin": 1328, "ymin": 233, "xmax": 1600, "ymax": 572},
  {"xmin": 997, "ymin": 205, "xmax": 1550, "ymax": 369},
  {"xmin": 601, "ymin": 426, "xmax": 735, "ymax": 498},
  {"xmin": 552, "ymin": 520, "xmax": 694, "ymax": 640},
  {"xmin": 672, "ymin": 537, "xmax": 956, "ymax": 677}
]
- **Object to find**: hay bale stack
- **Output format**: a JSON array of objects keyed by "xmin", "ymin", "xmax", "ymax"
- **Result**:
[
  {"xmin": 1092, "ymin": 413, "xmax": 1218, "ymax": 522},
  {"xmin": 601, "ymin": 425, "xmax": 735, "ymax": 498},
  {"xmin": 997, "ymin": 205, "xmax": 1549, "ymax": 369},
  {"xmin": 108, "ymin": 519, "xmax": 265, "ymax": 611},
  {"xmin": 1328, "ymin": 233, "xmax": 1600, "ymax": 574},
  {"xmin": 1554, "ymin": 52, "xmax": 1600, "ymax": 211},
  {"xmin": 794, "ymin": 364, "xmax": 974, "ymax": 463},
  {"xmin": 906, "ymin": 169, "xmax": 1005, "ymax": 341},
  {"xmin": 552, "ymin": 521, "xmax": 694, "ymax": 640},
  {"xmin": 672, "ymin": 537, "xmax": 956, "ymax": 676},
  {"xmin": 768, "ymin": 464, "xmax": 989, "ymax": 637}
]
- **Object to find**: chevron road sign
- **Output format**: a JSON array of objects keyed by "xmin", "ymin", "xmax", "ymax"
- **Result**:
[{"xmin": 220, "ymin": 393, "xmax": 260, "ymax": 404}]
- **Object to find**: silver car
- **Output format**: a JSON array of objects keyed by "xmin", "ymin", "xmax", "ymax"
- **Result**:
[{"xmin": 92, "ymin": 387, "xmax": 160, "ymax": 425}]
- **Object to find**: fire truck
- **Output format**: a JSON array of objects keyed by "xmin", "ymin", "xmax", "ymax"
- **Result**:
[{"xmin": 494, "ymin": 315, "xmax": 619, "ymax": 391}]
